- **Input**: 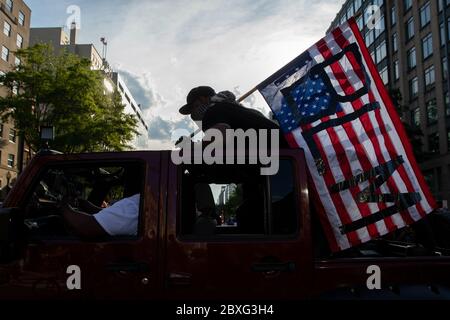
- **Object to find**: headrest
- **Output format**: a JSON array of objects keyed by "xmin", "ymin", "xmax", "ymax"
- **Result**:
[{"xmin": 194, "ymin": 183, "xmax": 215, "ymax": 212}]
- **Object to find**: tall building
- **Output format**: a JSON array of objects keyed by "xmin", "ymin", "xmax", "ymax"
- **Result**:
[
  {"xmin": 328, "ymin": 0, "xmax": 450, "ymax": 206},
  {"xmin": 0, "ymin": 0, "xmax": 31, "ymax": 193},
  {"xmin": 111, "ymin": 72, "xmax": 149, "ymax": 149},
  {"xmin": 30, "ymin": 25, "xmax": 149, "ymax": 150},
  {"xmin": 30, "ymin": 25, "xmax": 105, "ymax": 71},
  {"xmin": 217, "ymin": 184, "xmax": 237, "ymax": 205}
]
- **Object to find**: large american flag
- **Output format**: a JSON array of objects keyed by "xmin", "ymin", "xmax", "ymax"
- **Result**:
[{"xmin": 258, "ymin": 18, "xmax": 436, "ymax": 252}]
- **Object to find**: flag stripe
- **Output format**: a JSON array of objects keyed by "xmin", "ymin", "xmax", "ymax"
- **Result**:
[
  {"xmin": 347, "ymin": 20, "xmax": 435, "ymax": 217},
  {"xmin": 314, "ymin": 38, "xmax": 382, "ymax": 241},
  {"xmin": 330, "ymin": 27, "xmax": 396, "ymax": 233},
  {"xmin": 310, "ymin": 39, "xmax": 367, "ymax": 244},
  {"xmin": 325, "ymin": 32, "xmax": 391, "ymax": 236},
  {"xmin": 340, "ymin": 22, "xmax": 422, "ymax": 223},
  {"xmin": 345, "ymin": 22, "xmax": 425, "ymax": 223}
]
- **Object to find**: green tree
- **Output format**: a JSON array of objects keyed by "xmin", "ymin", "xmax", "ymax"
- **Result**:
[{"xmin": 0, "ymin": 44, "xmax": 139, "ymax": 153}]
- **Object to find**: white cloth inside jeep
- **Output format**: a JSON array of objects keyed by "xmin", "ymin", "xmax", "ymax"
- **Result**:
[{"xmin": 93, "ymin": 194, "xmax": 140, "ymax": 236}]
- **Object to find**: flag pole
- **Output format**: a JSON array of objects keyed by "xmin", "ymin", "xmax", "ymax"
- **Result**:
[
  {"xmin": 237, "ymin": 86, "xmax": 259, "ymax": 102},
  {"xmin": 175, "ymin": 85, "xmax": 262, "ymax": 146}
]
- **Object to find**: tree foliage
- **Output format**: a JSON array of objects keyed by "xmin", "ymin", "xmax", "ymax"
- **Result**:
[{"xmin": 0, "ymin": 44, "xmax": 139, "ymax": 153}]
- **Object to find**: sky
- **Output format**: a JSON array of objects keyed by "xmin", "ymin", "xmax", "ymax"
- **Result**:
[{"xmin": 25, "ymin": 0, "xmax": 346, "ymax": 149}]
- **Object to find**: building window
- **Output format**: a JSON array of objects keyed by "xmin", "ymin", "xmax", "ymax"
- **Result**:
[
  {"xmin": 379, "ymin": 65, "xmax": 388, "ymax": 84},
  {"xmin": 392, "ymin": 33, "xmax": 398, "ymax": 52},
  {"xmin": 404, "ymin": 0, "xmax": 412, "ymax": 11},
  {"xmin": 357, "ymin": 15, "xmax": 364, "ymax": 31},
  {"xmin": 448, "ymin": 131, "xmax": 450, "ymax": 151},
  {"xmin": 346, "ymin": 3, "xmax": 354, "ymax": 19},
  {"xmin": 1, "ymin": 46, "xmax": 9, "ymax": 62},
  {"xmin": 365, "ymin": 30, "xmax": 375, "ymax": 47},
  {"xmin": 423, "ymin": 169, "xmax": 438, "ymax": 194},
  {"xmin": 9, "ymin": 129, "xmax": 16, "ymax": 143},
  {"xmin": 441, "ymin": 23, "xmax": 446, "ymax": 47},
  {"xmin": 412, "ymin": 108, "xmax": 420, "ymax": 127},
  {"xmin": 7, "ymin": 154, "xmax": 14, "ymax": 168},
  {"xmin": 443, "ymin": 57, "xmax": 448, "ymax": 80},
  {"xmin": 394, "ymin": 60, "xmax": 399, "ymax": 80},
  {"xmin": 406, "ymin": 17, "xmax": 414, "ymax": 40},
  {"xmin": 391, "ymin": 6, "xmax": 396, "ymax": 26},
  {"xmin": 410, "ymin": 77, "xmax": 419, "ymax": 99},
  {"xmin": 445, "ymin": 92, "xmax": 450, "ymax": 115},
  {"xmin": 445, "ymin": 93, "xmax": 450, "ymax": 118},
  {"xmin": 356, "ymin": 15, "xmax": 364, "ymax": 30},
  {"xmin": 354, "ymin": 0, "xmax": 362, "ymax": 11},
  {"xmin": 375, "ymin": 15, "xmax": 385, "ymax": 39},
  {"xmin": 420, "ymin": 2, "xmax": 431, "ymax": 28},
  {"xmin": 370, "ymin": 50, "xmax": 376, "ymax": 64},
  {"xmin": 424, "ymin": 65, "xmax": 435, "ymax": 87},
  {"xmin": 5, "ymin": 0, "xmax": 13, "ymax": 12},
  {"xmin": 422, "ymin": 33, "xmax": 433, "ymax": 59},
  {"xmin": 447, "ymin": 17, "xmax": 450, "ymax": 41},
  {"xmin": 18, "ymin": 11, "xmax": 25, "ymax": 26},
  {"xmin": 375, "ymin": 40, "xmax": 387, "ymax": 63},
  {"xmin": 14, "ymin": 57, "xmax": 20, "ymax": 67},
  {"xmin": 426, "ymin": 99, "xmax": 438, "ymax": 125},
  {"xmin": 447, "ymin": 92, "xmax": 450, "ymax": 117},
  {"xmin": 407, "ymin": 47, "xmax": 416, "ymax": 69},
  {"xmin": 428, "ymin": 132, "xmax": 440, "ymax": 153},
  {"xmin": 16, "ymin": 34, "xmax": 23, "ymax": 48},
  {"xmin": 3, "ymin": 21, "xmax": 11, "ymax": 37}
]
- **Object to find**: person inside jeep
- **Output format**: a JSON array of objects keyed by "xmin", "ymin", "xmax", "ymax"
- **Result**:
[{"xmin": 58, "ymin": 166, "xmax": 142, "ymax": 239}]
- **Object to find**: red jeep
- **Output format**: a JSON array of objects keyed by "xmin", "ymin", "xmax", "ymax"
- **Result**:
[{"xmin": 0, "ymin": 149, "xmax": 450, "ymax": 299}]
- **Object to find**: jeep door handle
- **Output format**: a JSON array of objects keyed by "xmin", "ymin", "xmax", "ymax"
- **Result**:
[
  {"xmin": 251, "ymin": 261, "xmax": 296, "ymax": 273},
  {"xmin": 168, "ymin": 272, "xmax": 192, "ymax": 286},
  {"xmin": 106, "ymin": 262, "xmax": 150, "ymax": 273}
]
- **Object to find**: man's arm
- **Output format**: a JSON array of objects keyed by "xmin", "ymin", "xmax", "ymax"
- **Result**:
[
  {"xmin": 175, "ymin": 123, "xmax": 231, "ymax": 149},
  {"xmin": 78, "ymin": 198, "xmax": 103, "ymax": 214},
  {"xmin": 61, "ymin": 203, "xmax": 109, "ymax": 239}
]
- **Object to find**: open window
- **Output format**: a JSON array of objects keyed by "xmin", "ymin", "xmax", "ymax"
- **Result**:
[
  {"xmin": 22, "ymin": 161, "xmax": 145, "ymax": 240},
  {"xmin": 179, "ymin": 160, "xmax": 298, "ymax": 239}
]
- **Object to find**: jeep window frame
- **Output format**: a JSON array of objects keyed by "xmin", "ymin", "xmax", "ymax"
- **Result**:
[
  {"xmin": 176, "ymin": 157, "xmax": 301, "ymax": 242},
  {"xmin": 19, "ymin": 159, "xmax": 147, "ymax": 242}
]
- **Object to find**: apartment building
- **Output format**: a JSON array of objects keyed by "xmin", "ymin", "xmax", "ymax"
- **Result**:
[
  {"xmin": 328, "ymin": 0, "xmax": 450, "ymax": 206},
  {"xmin": 0, "ymin": 0, "xmax": 31, "ymax": 193}
]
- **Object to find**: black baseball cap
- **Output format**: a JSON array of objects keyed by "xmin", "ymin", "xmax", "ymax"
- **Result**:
[{"xmin": 179, "ymin": 86, "xmax": 216, "ymax": 115}]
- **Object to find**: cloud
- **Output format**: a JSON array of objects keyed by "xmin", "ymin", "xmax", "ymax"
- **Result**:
[
  {"xmin": 116, "ymin": 69, "xmax": 164, "ymax": 110},
  {"xmin": 147, "ymin": 115, "xmax": 195, "ymax": 149}
]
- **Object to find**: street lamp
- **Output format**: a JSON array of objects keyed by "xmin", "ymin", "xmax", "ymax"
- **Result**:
[{"xmin": 40, "ymin": 125, "xmax": 55, "ymax": 150}]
